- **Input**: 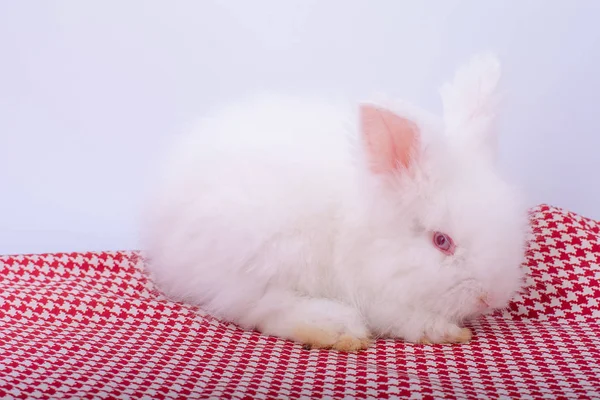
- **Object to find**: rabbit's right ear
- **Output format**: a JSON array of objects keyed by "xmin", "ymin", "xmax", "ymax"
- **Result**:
[
  {"xmin": 440, "ymin": 52, "xmax": 502, "ymax": 161},
  {"xmin": 360, "ymin": 104, "xmax": 421, "ymax": 175}
]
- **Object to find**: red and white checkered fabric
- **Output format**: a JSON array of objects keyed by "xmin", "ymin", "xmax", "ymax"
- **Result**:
[{"xmin": 1, "ymin": 204, "xmax": 599, "ymax": 399}]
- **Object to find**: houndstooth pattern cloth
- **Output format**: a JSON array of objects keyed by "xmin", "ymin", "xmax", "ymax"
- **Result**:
[{"xmin": 1, "ymin": 204, "xmax": 599, "ymax": 399}]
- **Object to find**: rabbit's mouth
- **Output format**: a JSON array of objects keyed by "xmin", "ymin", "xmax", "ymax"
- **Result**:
[
  {"xmin": 461, "ymin": 295, "xmax": 492, "ymax": 319},
  {"xmin": 472, "ymin": 295, "xmax": 497, "ymax": 317},
  {"xmin": 430, "ymin": 279, "xmax": 490, "ymax": 321}
]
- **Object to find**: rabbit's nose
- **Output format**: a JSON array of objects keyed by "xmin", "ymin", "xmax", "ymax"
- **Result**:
[{"xmin": 478, "ymin": 294, "xmax": 490, "ymax": 307}]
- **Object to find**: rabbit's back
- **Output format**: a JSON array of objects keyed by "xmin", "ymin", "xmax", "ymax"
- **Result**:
[{"xmin": 144, "ymin": 94, "xmax": 361, "ymax": 311}]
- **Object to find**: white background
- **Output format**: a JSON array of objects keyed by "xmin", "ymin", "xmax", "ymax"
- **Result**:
[{"xmin": 1, "ymin": 0, "xmax": 599, "ymax": 255}]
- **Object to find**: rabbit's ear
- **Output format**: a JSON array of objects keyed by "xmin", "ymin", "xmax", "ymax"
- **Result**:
[
  {"xmin": 440, "ymin": 52, "xmax": 501, "ymax": 161},
  {"xmin": 360, "ymin": 104, "xmax": 420, "ymax": 174}
]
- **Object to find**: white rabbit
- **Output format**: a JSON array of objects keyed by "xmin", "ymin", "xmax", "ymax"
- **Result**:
[{"xmin": 142, "ymin": 53, "xmax": 529, "ymax": 351}]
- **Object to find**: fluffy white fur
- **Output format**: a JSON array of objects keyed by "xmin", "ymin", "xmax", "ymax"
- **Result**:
[{"xmin": 142, "ymin": 53, "xmax": 529, "ymax": 351}]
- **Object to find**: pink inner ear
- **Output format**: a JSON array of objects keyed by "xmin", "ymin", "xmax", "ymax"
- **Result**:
[{"xmin": 360, "ymin": 104, "xmax": 420, "ymax": 174}]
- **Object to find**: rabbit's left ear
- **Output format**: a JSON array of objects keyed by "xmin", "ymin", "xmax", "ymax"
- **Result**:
[
  {"xmin": 440, "ymin": 52, "xmax": 502, "ymax": 161},
  {"xmin": 360, "ymin": 104, "xmax": 421, "ymax": 174}
]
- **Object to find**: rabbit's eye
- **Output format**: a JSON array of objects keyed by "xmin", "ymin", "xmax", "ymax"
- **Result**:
[{"xmin": 432, "ymin": 232, "xmax": 455, "ymax": 255}]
